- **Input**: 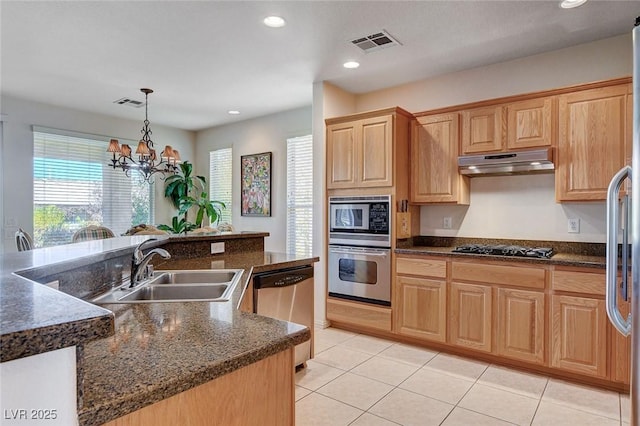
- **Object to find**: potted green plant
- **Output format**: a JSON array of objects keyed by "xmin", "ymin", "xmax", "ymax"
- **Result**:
[{"xmin": 158, "ymin": 161, "xmax": 225, "ymax": 234}]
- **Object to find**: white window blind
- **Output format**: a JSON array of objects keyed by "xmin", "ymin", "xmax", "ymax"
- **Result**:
[
  {"xmin": 209, "ymin": 148, "xmax": 233, "ymax": 225},
  {"xmin": 33, "ymin": 129, "xmax": 154, "ymax": 247},
  {"xmin": 286, "ymin": 135, "xmax": 313, "ymax": 256}
]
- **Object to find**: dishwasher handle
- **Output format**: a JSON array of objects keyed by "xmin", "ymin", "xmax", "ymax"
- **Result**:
[{"xmin": 253, "ymin": 266, "xmax": 314, "ymax": 290}]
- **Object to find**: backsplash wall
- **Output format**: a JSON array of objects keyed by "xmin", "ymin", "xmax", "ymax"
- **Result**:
[{"xmin": 419, "ymin": 174, "xmax": 606, "ymax": 243}]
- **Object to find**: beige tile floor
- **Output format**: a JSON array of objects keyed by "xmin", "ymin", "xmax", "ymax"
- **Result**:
[{"xmin": 295, "ymin": 327, "xmax": 630, "ymax": 426}]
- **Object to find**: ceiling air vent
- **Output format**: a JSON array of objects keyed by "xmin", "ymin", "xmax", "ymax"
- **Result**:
[
  {"xmin": 351, "ymin": 30, "xmax": 401, "ymax": 53},
  {"xmin": 113, "ymin": 97, "xmax": 146, "ymax": 108}
]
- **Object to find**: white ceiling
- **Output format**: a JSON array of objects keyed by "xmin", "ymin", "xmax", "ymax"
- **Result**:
[{"xmin": 1, "ymin": 0, "xmax": 638, "ymax": 131}]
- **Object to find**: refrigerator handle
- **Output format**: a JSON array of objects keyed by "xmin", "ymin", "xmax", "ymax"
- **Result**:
[
  {"xmin": 606, "ymin": 165, "xmax": 632, "ymax": 336},
  {"xmin": 622, "ymin": 195, "xmax": 630, "ymax": 301}
]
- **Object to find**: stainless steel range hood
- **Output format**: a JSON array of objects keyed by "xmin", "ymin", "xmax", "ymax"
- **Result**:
[{"xmin": 458, "ymin": 148, "xmax": 554, "ymax": 176}]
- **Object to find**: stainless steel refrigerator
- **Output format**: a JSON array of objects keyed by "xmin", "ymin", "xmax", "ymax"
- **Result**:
[{"xmin": 606, "ymin": 16, "xmax": 640, "ymax": 426}]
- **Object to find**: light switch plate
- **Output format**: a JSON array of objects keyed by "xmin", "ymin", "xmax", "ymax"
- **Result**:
[
  {"xmin": 568, "ymin": 218, "xmax": 580, "ymax": 233},
  {"xmin": 211, "ymin": 242, "xmax": 225, "ymax": 254}
]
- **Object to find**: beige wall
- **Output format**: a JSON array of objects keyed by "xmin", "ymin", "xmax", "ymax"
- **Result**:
[
  {"xmin": 194, "ymin": 106, "xmax": 312, "ymax": 253},
  {"xmin": 353, "ymin": 34, "xmax": 632, "ymax": 243},
  {"xmin": 0, "ymin": 96, "xmax": 195, "ymax": 252}
]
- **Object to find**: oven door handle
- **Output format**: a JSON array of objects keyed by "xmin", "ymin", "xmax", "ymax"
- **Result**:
[{"xmin": 329, "ymin": 247, "xmax": 389, "ymax": 256}]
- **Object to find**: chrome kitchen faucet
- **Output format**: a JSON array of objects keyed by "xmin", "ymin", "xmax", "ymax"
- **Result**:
[{"xmin": 130, "ymin": 238, "xmax": 171, "ymax": 288}]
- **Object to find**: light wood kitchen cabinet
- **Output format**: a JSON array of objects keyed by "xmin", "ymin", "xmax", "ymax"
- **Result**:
[
  {"xmin": 556, "ymin": 83, "xmax": 629, "ymax": 201},
  {"xmin": 327, "ymin": 115, "xmax": 392, "ymax": 188},
  {"xmin": 396, "ymin": 276, "xmax": 447, "ymax": 342},
  {"xmin": 506, "ymin": 97, "xmax": 554, "ymax": 150},
  {"xmin": 461, "ymin": 106, "xmax": 504, "ymax": 154},
  {"xmin": 449, "ymin": 282, "xmax": 492, "ymax": 352},
  {"xmin": 611, "ymin": 299, "xmax": 630, "ymax": 384},
  {"xmin": 551, "ymin": 294, "xmax": 607, "ymax": 378},
  {"xmin": 496, "ymin": 288, "xmax": 545, "ymax": 364},
  {"xmin": 327, "ymin": 297, "xmax": 392, "ymax": 332},
  {"xmin": 395, "ymin": 256, "xmax": 448, "ymax": 342},
  {"xmin": 104, "ymin": 348, "xmax": 294, "ymax": 426},
  {"xmin": 326, "ymin": 108, "xmax": 412, "ymax": 190},
  {"xmin": 411, "ymin": 113, "xmax": 470, "ymax": 204}
]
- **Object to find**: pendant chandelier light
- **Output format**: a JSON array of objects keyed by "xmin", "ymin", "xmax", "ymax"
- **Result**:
[{"xmin": 106, "ymin": 88, "xmax": 180, "ymax": 182}]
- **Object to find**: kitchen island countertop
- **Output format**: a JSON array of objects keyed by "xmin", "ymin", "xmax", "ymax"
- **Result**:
[
  {"xmin": 78, "ymin": 250, "xmax": 318, "ymax": 426},
  {"xmin": 0, "ymin": 233, "xmax": 318, "ymax": 425}
]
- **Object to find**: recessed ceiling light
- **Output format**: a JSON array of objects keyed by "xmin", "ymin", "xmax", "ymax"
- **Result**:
[
  {"xmin": 559, "ymin": 0, "xmax": 587, "ymax": 9},
  {"xmin": 263, "ymin": 16, "xmax": 286, "ymax": 28},
  {"xmin": 228, "ymin": 110, "xmax": 240, "ymax": 115},
  {"xmin": 343, "ymin": 61, "xmax": 360, "ymax": 69}
]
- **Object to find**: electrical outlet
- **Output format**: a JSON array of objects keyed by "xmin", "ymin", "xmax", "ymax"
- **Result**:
[
  {"xmin": 210, "ymin": 242, "xmax": 225, "ymax": 254},
  {"xmin": 443, "ymin": 217, "xmax": 452, "ymax": 229},
  {"xmin": 568, "ymin": 218, "xmax": 580, "ymax": 233}
]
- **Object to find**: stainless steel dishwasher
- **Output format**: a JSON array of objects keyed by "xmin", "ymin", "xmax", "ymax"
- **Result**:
[{"xmin": 252, "ymin": 265, "xmax": 314, "ymax": 368}]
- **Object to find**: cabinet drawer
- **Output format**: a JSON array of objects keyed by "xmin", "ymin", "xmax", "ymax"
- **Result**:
[
  {"xmin": 327, "ymin": 298, "xmax": 391, "ymax": 332},
  {"xmin": 397, "ymin": 257, "xmax": 446, "ymax": 278},
  {"xmin": 451, "ymin": 262, "xmax": 546, "ymax": 289},
  {"xmin": 552, "ymin": 269, "xmax": 605, "ymax": 296}
]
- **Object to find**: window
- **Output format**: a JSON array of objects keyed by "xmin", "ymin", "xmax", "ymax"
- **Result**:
[
  {"xmin": 286, "ymin": 135, "xmax": 313, "ymax": 256},
  {"xmin": 209, "ymin": 147, "xmax": 233, "ymax": 225},
  {"xmin": 33, "ymin": 128, "xmax": 154, "ymax": 247}
]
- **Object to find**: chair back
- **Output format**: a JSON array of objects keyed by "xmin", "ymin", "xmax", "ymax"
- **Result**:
[
  {"xmin": 72, "ymin": 225, "xmax": 115, "ymax": 243},
  {"xmin": 15, "ymin": 228, "xmax": 34, "ymax": 252}
]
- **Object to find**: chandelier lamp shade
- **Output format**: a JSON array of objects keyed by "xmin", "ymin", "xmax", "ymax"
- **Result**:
[{"xmin": 106, "ymin": 88, "xmax": 180, "ymax": 182}]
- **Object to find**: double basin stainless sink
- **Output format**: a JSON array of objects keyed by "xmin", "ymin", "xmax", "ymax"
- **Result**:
[{"xmin": 91, "ymin": 269, "xmax": 244, "ymax": 304}]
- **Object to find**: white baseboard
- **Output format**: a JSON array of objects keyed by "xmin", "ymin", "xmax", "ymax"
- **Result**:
[{"xmin": 314, "ymin": 319, "xmax": 331, "ymax": 329}]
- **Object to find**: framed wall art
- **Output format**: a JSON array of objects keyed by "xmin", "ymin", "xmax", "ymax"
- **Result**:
[{"xmin": 241, "ymin": 152, "xmax": 272, "ymax": 217}]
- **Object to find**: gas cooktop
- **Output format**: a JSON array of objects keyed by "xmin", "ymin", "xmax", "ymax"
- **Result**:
[{"xmin": 452, "ymin": 244, "xmax": 554, "ymax": 259}]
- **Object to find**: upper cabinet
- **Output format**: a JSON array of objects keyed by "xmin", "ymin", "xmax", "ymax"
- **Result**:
[
  {"xmin": 460, "ymin": 97, "xmax": 555, "ymax": 155},
  {"xmin": 556, "ymin": 83, "xmax": 629, "ymax": 201},
  {"xmin": 326, "ymin": 108, "xmax": 411, "ymax": 190},
  {"xmin": 506, "ymin": 97, "xmax": 554, "ymax": 150},
  {"xmin": 461, "ymin": 106, "xmax": 504, "ymax": 154},
  {"xmin": 411, "ymin": 113, "xmax": 469, "ymax": 204}
]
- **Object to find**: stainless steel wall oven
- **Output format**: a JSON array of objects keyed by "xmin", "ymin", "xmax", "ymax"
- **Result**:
[{"xmin": 328, "ymin": 195, "xmax": 391, "ymax": 306}]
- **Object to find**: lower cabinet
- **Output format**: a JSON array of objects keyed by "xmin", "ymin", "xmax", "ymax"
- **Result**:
[
  {"xmin": 449, "ymin": 282, "xmax": 492, "ymax": 352},
  {"xmin": 381, "ymin": 257, "xmax": 630, "ymax": 390},
  {"xmin": 496, "ymin": 288, "xmax": 545, "ymax": 364},
  {"xmin": 396, "ymin": 276, "xmax": 446, "ymax": 342},
  {"xmin": 611, "ymin": 299, "xmax": 631, "ymax": 384},
  {"xmin": 327, "ymin": 297, "xmax": 392, "ymax": 332},
  {"xmin": 103, "ymin": 348, "xmax": 294, "ymax": 426},
  {"xmin": 551, "ymin": 294, "xmax": 608, "ymax": 378}
]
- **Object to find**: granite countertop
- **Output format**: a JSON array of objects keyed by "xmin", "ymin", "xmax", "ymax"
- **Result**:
[
  {"xmin": 0, "ymin": 232, "xmax": 271, "ymax": 362},
  {"xmin": 78, "ymin": 251, "xmax": 319, "ymax": 426},
  {"xmin": 396, "ymin": 246, "xmax": 606, "ymax": 268}
]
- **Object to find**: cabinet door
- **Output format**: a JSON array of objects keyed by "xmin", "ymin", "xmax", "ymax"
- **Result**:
[
  {"xmin": 360, "ymin": 115, "xmax": 393, "ymax": 187},
  {"xmin": 556, "ymin": 85, "xmax": 628, "ymax": 201},
  {"xmin": 507, "ymin": 97, "xmax": 554, "ymax": 150},
  {"xmin": 396, "ymin": 276, "xmax": 446, "ymax": 342},
  {"xmin": 611, "ymin": 298, "xmax": 630, "ymax": 384},
  {"xmin": 496, "ymin": 288, "xmax": 545, "ymax": 364},
  {"xmin": 551, "ymin": 295, "xmax": 607, "ymax": 378},
  {"xmin": 450, "ymin": 282, "xmax": 492, "ymax": 352},
  {"xmin": 461, "ymin": 106, "xmax": 504, "ymax": 154},
  {"xmin": 411, "ymin": 114, "xmax": 469, "ymax": 204},
  {"xmin": 327, "ymin": 122, "xmax": 358, "ymax": 189}
]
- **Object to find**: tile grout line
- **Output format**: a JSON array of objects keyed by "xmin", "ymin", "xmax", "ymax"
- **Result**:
[
  {"xmin": 528, "ymin": 376, "xmax": 550, "ymax": 425},
  {"xmin": 309, "ymin": 329, "xmax": 627, "ymax": 425}
]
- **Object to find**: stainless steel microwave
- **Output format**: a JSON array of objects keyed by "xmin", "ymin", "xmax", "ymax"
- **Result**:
[{"xmin": 328, "ymin": 195, "xmax": 391, "ymax": 248}]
